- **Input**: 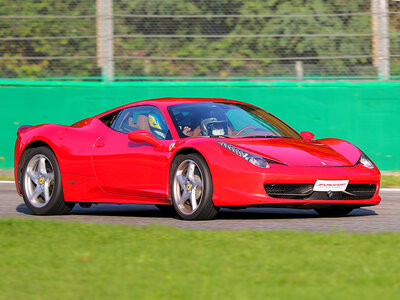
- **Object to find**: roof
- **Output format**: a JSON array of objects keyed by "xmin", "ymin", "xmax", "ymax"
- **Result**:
[
  {"xmin": 129, "ymin": 97, "xmax": 247, "ymax": 106},
  {"xmin": 96, "ymin": 97, "xmax": 251, "ymax": 118}
]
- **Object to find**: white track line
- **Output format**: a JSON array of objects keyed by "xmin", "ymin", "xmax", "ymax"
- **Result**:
[
  {"xmin": 381, "ymin": 188, "xmax": 400, "ymax": 192},
  {"xmin": 0, "ymin": 181, "xmax": 399, "ymax": 191}
]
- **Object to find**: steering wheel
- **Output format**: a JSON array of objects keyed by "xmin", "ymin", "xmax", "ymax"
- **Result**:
[{"xmin": 236, "ymin": 126, "xmax": 257, "ymax": 136}]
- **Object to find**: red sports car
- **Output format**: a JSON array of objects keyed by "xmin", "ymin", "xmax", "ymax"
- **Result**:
[{"xmin": 14, "ymin": 98, "xmax": 381, "ymax": 220}]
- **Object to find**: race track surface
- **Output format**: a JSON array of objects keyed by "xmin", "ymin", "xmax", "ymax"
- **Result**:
[{"xmin": 1, "ymin": 182, "xmax": 399, "ymax": 232}]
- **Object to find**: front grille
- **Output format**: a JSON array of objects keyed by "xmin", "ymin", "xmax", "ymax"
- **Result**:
[
  {"xmin": 264, "ymin": 184, "xmax": 314, "ymax": 199},
  {"xmin": 264, "ymin": 183, "xmax": 376, "ymax": 200},
  {"xmin": 342, "ymin": 184, "xmax": 377, "ymax": 200}
]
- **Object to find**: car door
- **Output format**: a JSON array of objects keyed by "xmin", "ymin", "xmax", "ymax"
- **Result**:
[{"xmin": 91, "ymin": 105, "xmax": 172, "ymax": 200}]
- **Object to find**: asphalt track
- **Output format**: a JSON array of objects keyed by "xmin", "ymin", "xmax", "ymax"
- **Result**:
[{"xmin": 0, "ymin": 182, "xmax": 399, "ymax": 232}]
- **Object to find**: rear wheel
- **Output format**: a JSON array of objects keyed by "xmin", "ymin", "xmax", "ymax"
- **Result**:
[
  {"xmin": 170, "ymin": 154, "xmax": 218, "ymax": 220},
  {"xmin": 21, "ymin": 146, "xmax": 74, "ymax": 215},
  {"xmin": 315, "ymin": 207, "xmax": 354, "ymax": 217}
]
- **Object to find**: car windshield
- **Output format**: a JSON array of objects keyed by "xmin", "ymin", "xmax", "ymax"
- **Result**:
[{"xmin": 167, "ymin": 102, "xmax": 301, "ymax": 139}]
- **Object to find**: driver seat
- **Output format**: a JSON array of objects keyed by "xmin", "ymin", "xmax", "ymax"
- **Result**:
[{"xmin": 136, "ymin": 114, "xmax": 151, "ymax": 132}]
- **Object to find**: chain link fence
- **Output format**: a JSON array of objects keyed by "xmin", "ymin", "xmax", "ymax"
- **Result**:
[{"xmin": 0, "ymin": 0, "xmax": 399, "ymax": 80}]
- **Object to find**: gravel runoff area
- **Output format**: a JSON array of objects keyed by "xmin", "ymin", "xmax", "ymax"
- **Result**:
[{"xmin": 0, "ymin": 182, "xmax": 399, "ymax": 232}]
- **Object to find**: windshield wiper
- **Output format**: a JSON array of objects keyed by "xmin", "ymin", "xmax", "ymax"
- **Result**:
[{"xmin": 208, "ymin": 135, "xmax": 232, "ymax": 138}]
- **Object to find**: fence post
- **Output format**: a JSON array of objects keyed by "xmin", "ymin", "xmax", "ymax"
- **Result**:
[
  {"xmin": 371, "ymin": 0, "xmax": 390, "ymax": 80},
  {"xmin": 96, "ymin": 0, "xmax": 114, "ymax": 81},
  {"xmin": 295, "ymin": 61, "xmax": 304, "ymax": 80}
]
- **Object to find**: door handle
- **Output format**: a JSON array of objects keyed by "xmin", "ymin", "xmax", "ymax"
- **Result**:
[{"xmin": 95, "ymin": 138, "xmax": 104, "ymax": 148}]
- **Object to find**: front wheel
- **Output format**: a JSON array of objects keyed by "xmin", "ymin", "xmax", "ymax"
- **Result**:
[
  {"xmin": 315, "ymin": 207, "xmax": 354, "ymax": 217},
  {"xmin": 170, "ymin": 154, "xmax": 219, "ymax": 220},
  {"xmin": 20, "ymin": 146, "xmax": 74, "ymax": 215}
]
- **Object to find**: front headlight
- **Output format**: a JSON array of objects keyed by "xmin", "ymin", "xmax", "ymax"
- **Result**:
[
  {"xmin": 218, "ymin": 142, "xmax": 270, "ymax": 168},
  {"xmin": 357, "ymin": 152, "xmax": 374, "ymax": 169}
]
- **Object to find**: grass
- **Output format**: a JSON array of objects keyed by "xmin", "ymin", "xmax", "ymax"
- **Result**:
[
  {"xmin": 381, "ymin": 175, "xmax": 400, "ymax": 188},
  {"xmin": 3, "ymin": 175, "xmax": 400, "ymax": 187},
  {"xmin": 0, "ymin": 218, "xmax": 399, "ymax": 300}
]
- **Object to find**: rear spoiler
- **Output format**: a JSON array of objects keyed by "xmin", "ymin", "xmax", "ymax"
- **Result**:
[{"xmin": 17, "ymin": 125, "xmax": 32, "ymax": 135}]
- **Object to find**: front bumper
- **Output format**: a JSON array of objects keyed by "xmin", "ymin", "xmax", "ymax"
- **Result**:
[{"xmin": 211, "ymin": 163, "xmax": 381, "ymax": 207}]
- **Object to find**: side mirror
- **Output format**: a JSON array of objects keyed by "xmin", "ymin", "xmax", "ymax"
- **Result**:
[
  {"xmin": 300, "ymin": 131, "xmax": 315, "ymax": 140},
  {"xmin": 128, "ymin": 130, "xmax": 164, "ymax": 148}
]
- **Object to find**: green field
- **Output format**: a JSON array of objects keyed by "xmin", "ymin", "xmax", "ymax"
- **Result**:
[
  {"xmin": 381, "ymin": 175, "xmax": 400, "ymax": 188},
  {"xmin": 0, "ymin": 218, "xmax": 399, "ymax": 300}
]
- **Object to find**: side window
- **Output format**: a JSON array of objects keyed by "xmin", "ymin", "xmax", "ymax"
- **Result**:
[
  {"xmin": 99, "ymin": 110, "xmax": 121, "ymax": 128},
  {"xmin": 112, "ymin": 106, "xmax": 171, "ymax": 140}
]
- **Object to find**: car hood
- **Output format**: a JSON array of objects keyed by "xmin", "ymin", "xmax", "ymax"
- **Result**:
[{"xmin": 225, "ymin": 138, "xmax": 359, "ymax": 167}]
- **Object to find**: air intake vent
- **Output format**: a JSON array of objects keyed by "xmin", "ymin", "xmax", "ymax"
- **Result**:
[{"xmin": 264, "ymin": 183, "xmax": 376, "ymax": 200}]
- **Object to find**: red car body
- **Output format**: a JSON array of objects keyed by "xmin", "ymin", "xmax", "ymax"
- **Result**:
[{"xmin": 15, "ymin": 98, "xmax": 381, "ymax": 211}]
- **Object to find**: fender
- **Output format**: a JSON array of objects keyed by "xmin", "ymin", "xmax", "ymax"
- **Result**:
[{"xmin": 317, "ymin": 138, "xmax": 361, "ymax": 165}]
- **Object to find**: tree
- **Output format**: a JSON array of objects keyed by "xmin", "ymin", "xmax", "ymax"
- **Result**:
[{"xmin": 0, "ymin": 0, "xmax": 394, "ymax": 79}]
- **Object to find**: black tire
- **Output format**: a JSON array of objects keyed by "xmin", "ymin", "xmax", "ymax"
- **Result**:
[
  {"xmin": 155, "ymin": 204, "xmax": 176, "ymax": 215},
  {"xmin": 170, "ymin": 153, "xmax": 219, "ymax": 220},
  {"xmin": 315, "ymin": 207, "xmax": 354, "ymax": 217},
  {"xmin": 20, "ymin": 146, "xmax": 75, "ymax": 215}
]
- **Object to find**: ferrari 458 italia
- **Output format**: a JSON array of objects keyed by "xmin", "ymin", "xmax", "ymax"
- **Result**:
[{"xmin": 15, "ymin": 98, "xmax": 381, "ymax": 220}]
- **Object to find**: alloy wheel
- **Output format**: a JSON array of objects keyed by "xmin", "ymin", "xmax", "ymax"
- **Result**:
[
  {"xmin": 172, "ymin": 159, "xmax": 204, "ymax": 215},
  {"xmin": 23, "ymin": 154, "xmax": 55, "ymax": 208}
]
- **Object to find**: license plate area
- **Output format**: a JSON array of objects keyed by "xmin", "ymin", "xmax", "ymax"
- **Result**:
[{"xmin": 313, "ymin": 180, "xmax": 349, "ymax": 192}]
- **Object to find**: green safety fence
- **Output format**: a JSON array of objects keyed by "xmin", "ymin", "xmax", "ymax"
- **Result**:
[{"xmin": 0, "ymin": 80, "xmax": 399, "ymax": 170}]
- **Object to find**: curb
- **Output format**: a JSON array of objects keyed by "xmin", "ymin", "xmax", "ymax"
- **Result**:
[{"xmin": 380, "ymin": 188, "xmax": 400, "ymax": 192}]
